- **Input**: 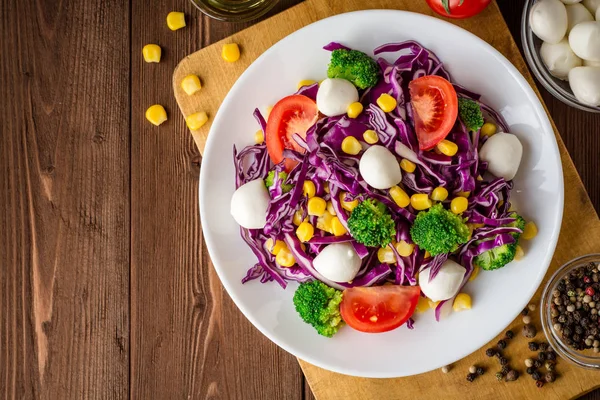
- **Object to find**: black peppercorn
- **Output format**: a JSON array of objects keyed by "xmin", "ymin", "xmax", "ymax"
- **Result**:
[
  {"xmin": 573, "ymin": 333, "xmax": 581, "ymax": 343},
  {"xmin": 533, "ymin": 360, "xmax": 542, "ymax": 369},
  {"xmin": 501, "ymin": 365, "xmax": 509, "ymax": 375},
  {"xmin": 476, "ymin": 366, "xmax": 484, "ymax": 376},
  {"xmin": 539, "ymin": 342, "xmax": 549, "ymax": 352},
  {"xmin": 467, "ymin": 373, "xmax": 476, "ymax": 382},
  {"xmin": 506, "ymin": 370, "xmax": 519, "ymax": 382},
  {"xmin": 500, "ymin": 357, "xmax": 508, "ymax": 366},
  {"xmin": 522, "ymin": 308, "xmax": 529, "ymax": 316},
  {"xmin": 545, "ymin": 372, "xmax": 556, "ymax": 383},
  {"xmin": 506, "ymin": 330, "xmax": 514, "ymax": 339},
  {"xmin": 529, "ymin": 342, "xmax": 539, "ymax": 351},
  {"xmin": 523, "ymin": 324, "xmax": 537, "ymax": 338},
  {"xmin": 563, "ymin": 327, "xmax": 572, "ymax": 337},
  {"xmin": 575, "ymin": 325, "xmax": 584, "ymax": 335},
  {"xmin": 498, "ymin": 339, "xmax": 507, "ymax": 350},
  {"xmin": 538, "ymin": 352, "xmax": 547, "ymax": 361},
  {"xmin": 546, "ymin": 351, "xmax": 556, "ymax": 361},
  {"xmin": 532, "ymin": 371, "xmax": 542, "ymax": 381},
  {"xmin": 485, "ymin": 348, "xmax": 496, "ymax": 357}
]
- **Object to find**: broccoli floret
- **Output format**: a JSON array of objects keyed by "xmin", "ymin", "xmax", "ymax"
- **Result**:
[
  {"xmin": 347, "ymin": 199, "xmax": 396, "ymax": 247},
  {"xmin": 265, "ymin": 170, "xmax": 293, "ymax": 193},
  {"xmin": 293, "ymin": 281, "xmax": 344, "ymax": 337},
  {"xmin": 410, "ymin": 204, "xmax": 470, "ymax": 256},
  {"xmin": 327, "ymin": 49, "xmax": 380, "ymax": 89},
  {"xmin": 458, "ymin": 98, "xmax": 484, "ymax": 132},
  {"xmin": 474, "ymin": 213, "xmax": 526, "ymax": 271}
]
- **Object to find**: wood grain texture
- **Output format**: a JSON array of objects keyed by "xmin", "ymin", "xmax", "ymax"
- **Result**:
[
  {"xmin": 1, "ymin": 0, "xmax": 130, "ymax": 398},
  {"xmin": 130, "ymin": 1, "xmax": 304, "ymax": 399}
]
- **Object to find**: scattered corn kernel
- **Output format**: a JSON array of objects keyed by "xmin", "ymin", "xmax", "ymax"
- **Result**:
[
  {"xmin": 323, "ymin": 183, "xmax": 330, "ymax": 194},
  {"xmin": 166, "ymin": 11, "xmax": 186, "ymax": 31},
  {"xmin": 436, "ymin": 140, "xmax": 458, "ymax": 156},
  {"xmin": 450, "ymin": 196, "xmax": 469, "ymax": 214},
  {"xmin": 276, "ymin": 247, "xmax": 296, "ymax": 267},
  {"xmin": 293, "ymin": 210, "xmax": 307, "ymax": 226},
  {"xmin": 254, "ymin": 130, "xmax": 264, "ymax": 144},
  {"xmin": 296, "ymin": 222, "xmax": 315, "ymax": 242},
  {"xmin": 347, "ymin": 102, "xmax": 364, "ymax": 119},
  {"xmin": 307, "ymin": 197, "xmax": 327, "ymax": 216},
  {"xmin": 453, "ymin": 293, "xmax": 472, "ymax": 311},
  {"xmin": 145, "ymin": 104, "xmax": 167, "ymax": 126},
  {"xmin": 341, "ymin": 136, "xmax": 361, "ymax": 155},
  {"xmin": 395, "ymin": 240, "xmax": 415, "ymax": 257},
  {"xmin": 424, "ymin": 250, "xmax": 431, "ymax": 259},
  {"xmin": 377, "ymin": 246, "xmax": 395, "ymax": 264},
  {"xmin": 142, "ymin": 44, "xmax": 162, "ymax": 63},
  {"xmin": 430, "ymin": 186, "xmax": 449, "ymax": 202},
  {"xmin": 428, "ymin": 298, "xmax": 438, "ymax": 308},
  {"xmin": 522, "ymin": 221, "xmax": 538, "ymax": 240},
  {"xmin": 400, "ymin": 159, "xmax": 416, "ymax": 173},
  {"xmin": 469, "ymin": 266, "xmax": 480, "ymax": 282},
  {"xmin": 297, "ymin": 79, "xmax": 316, "ymax": 90},
  {"xmin": 411, "ymin": 193, "xmax": 433, "ymax": 211},
  {"xmin": 481, "ymin": 122, "xmax": 497, "ymax": 136},
  {"xmin": 186, "ymin": 111, "xmax": 208, "ymax": 130},
  {"xmin": 326, "ymin": 201, "xmax": 336, "ymax": 216},
  {"xmin": 331, "ymin": 217, "xmax": 347, "ymax": 236},
  {"xmin": 303, "ymin": 180, "xmax": 316, "ymax": 198},
  {"xmin": 363, "ymin": 129, "xmax": 379, "ymax": 144},
  {"xmin": 181, "ymin": 74, "xmax": 202, "ymax": 95},
  {"xmin": 416, "ymin": 296, "xmax": 430, "ymax": 313},
  {"xmin": 265, "ymin": 238, "xmax": 274, "ymax": 252},
  {"xmin": 339, "ymin": 192, "xmax": 359, "ymax": 212},
  {"xmin": 265, "ymin": 239, "xmax": 286, "ymax": 256},
  {"xmin": 515, "ymin": 245, "xmax": 525, "ymax": 260},
  {"xmin": 389, "ymin": 186, "xmax": 410, "ymax": 208},
  {"xmin": 476, "ymin": 175, "xmax": 484, "ymax": 181},
  {"xmin": 376, "ymin": 93, "xmax": 397, "ymax": 113},
  {"xmin": 457, "ymin": 191, "xmax": 471, "ymax": 198},
  {"xmin": 222, "ymin": 43, "xmax": 241, "ymax": 63},
  {"xmin": 316, "ymin": 211, "xmax": 334, "ymax": 233}
]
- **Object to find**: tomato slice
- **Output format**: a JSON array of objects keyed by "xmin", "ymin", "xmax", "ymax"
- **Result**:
[
  {"xmin": 408, "ymin": 75, "xmax": 458, "ymax": 151},
  {"xmin": 340, "ymin": 285, "xmax": 421, "ymax": 333},
  {"xmin": 425, "ymin": 0, "xmax": 492, "ymax": 19},
  {"xmin": 265, "ymin": 95, "xmax": 319, "ymax": 171}
]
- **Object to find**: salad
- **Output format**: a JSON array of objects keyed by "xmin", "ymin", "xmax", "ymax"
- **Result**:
[{"xmin": 230, "ymin": 40, "xmax": 535, "ymax": 337}]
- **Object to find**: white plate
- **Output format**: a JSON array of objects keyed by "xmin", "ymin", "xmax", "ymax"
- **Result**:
[{"xmin": 199, "ymin": 10, "xmax": 564, "ymax": 378}]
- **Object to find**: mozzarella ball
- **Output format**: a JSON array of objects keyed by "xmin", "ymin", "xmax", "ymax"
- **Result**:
[
  {"xmin": 359, "ymin": 145, "xmax": 402, "ymax": 190},
  {"xmin": 419, "ymin": 260, "xmax": 466, "ymax": 302},
  {"xmin": 541, "ymin": 39, "xmax": 583, "ymax": 79},
  {"xmin": 569, "ymin": 21, "xmax": 600, "ymax": 61},
  {"xmin": 530, "ymin": 0, "xmax": 569, "ymax": 44},
  {"xmin": 230, "ymin": 179, "xmax": 271, "ymax": 229},
  {"xmin": 316, "ymin": 78, "xmax": 359, "ymax": 117},
  {"xmin": 561, "ymin": 0, "xmax": 582, "ymax": 3},
  {"xmin": 566, "ymin": 3, "xmax": 594, "ymax": 32},
  {"xmin": 583, "ymin": 0, "xmax": 600, "ymax": 13},
  {"xmin": 479, "ymin": 133, "xmax": 523, "ymax": 181},
  {"xmin": 313, "ymin": 243, "xmax": 361, "ymax": 283},
  {"xmin": 568, "ymin": 66, "xmax": 600, "ymax": 105}
]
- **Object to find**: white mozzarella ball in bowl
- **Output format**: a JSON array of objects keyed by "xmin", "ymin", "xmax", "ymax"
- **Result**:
[
  {"xmin": 530, "ymin": 0, "xmax": 569, "ymax": 43},
  {"xmin": 569, "ymin": 21, "xmax": 600, "ymax": 61},
  {"xmin": 568, "ymin": 66, "xmax": 600, "ymax": 105},
  {"xmin": 561, "ymin": 0, "xmax": 582, "ymax": 4},
  {"xmin": 566, "ymin": 3, "xmax": 594, "ymax": 32},
  {"xmin": 540, "ymin": 39, "xmax": 583, "ymax": 79}
]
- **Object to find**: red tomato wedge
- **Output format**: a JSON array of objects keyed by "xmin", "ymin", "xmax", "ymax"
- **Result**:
[
  {"xmin": 426, "ymin": 0, "xmax": 492, "ymax": 19},
  {"xmin": 408, "ymin": 75, "xmax": 458, "ymax": 151},
  {"xmin": 265, "ymin": 95, "xmax": 319, "ymax": 171},
  {"xmin": 340, "ymin": 285, "xmax": 421, "ymax": 333}
]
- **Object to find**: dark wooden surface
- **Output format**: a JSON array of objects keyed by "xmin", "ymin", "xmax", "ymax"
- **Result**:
[{"xmin": 1, "ymin": 0, "xmax": 598, "ymax": 399}]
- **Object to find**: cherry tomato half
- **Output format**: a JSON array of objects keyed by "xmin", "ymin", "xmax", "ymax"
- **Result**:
[{"xmin": 426, "ymin": 0, "xmax": 492, "ymax": 19}]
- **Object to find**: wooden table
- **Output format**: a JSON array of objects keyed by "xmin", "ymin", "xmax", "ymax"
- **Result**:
[{"xmin": 1, "ymin": 0, "xmax": 599, "ymax": 398}]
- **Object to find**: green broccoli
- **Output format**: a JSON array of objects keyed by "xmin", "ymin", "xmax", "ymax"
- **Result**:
[
  {"xmin": 474, "ymin": 213, "xmax": 526, "ymax": 271},
  {"xmin": 293, "ymin": 281, "xmax": 344, "ymax": 337},
  {"xmin": 347, "ymin": 199, "xmax": 396, "ymax": 247},
  {"xmin": 458, "ymin": 98, "xmax": 484, "ymax": 132},
  {"xmin": 327, "ymin": 49, "xmax": 380, "ymax": 89},
  {"xmin": 410, "ymin": 204, "xmax": 470, "ymax": 256},
  {"xmin": 265, "ymin": 170, "xmax": 293, "ymax": 193}
]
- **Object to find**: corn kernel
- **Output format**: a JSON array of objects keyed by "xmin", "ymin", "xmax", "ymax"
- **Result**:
[
  {"xmin": 450, "ymin": 196, "xmax": 469, "ymax": 214},
  {"xmin": 411, "ymin": 193, "xmax": 433, "ymax": 211},
  {"xmin": 266, "ymin": 239, "xmax": 286, "ymax": 255},
  {"xmin": 265, "ymin": 105, "xmax": 273, "ymax": 117},
  {"xmin": 303, "ymin": 180, "xmax": 316, "ymax": 198},
  {"xmin": 326, "ymin": 201, "xmax": 336, "ymax": 216},
  {"xmin": 469, "ymin": 266, "xmax": 480, "ymax": 282},
  {"xmin": 476, "ymin": 175, "xmax": 484, "ymax": 181},
  {"xmin": 297, "ymin": 79, "xmax": 316, "ymax": 90},
  {"xmin": 276, "ymin": 247, "xmax": 296, "ymax": 267},
  {"xmin": 395, "ymin": 240, "xmax": 415, "ymax": 257},
  {"xmin": 316, "ymin": 211, "xmax": 334, "ymax": 233},
  {"xmin": 186, "ymin": 111, "xmax": 208, "ymax": 131},
  {"xmin": 181, "ymin": 74, "xmax": 202, "ymax": 95},
  {"xmin": 428, "ymin": 298, "xmax": 438, "ymax": 308},
  {"xmin": 481, "ymin": 122, "xmax": 497, "ymax": 136},
  {"xmin": 457, "ymin": 191, "xmax": 471, "ymax": 198},
  {"xmin": 431, "ymin": 186, "xmax": 448, "ymax": 202},
  {"xmin": 222, "ymin": 43, "xmax": 241, "ymax": 63},
  {"xmin": 293, "ymin": 210, "xmax": 307, "ymax": 226},
  {"xmin": 296, "ymin": 222, "xmax": 315, "ymax": 242},
  {"xmin": 436, "ymin": 140, "xmax": 458, "ymax": 156},
  {"xmin": 363, "ymin": 129, "xmax": 379, "ymax": 144},
  {"xmin": 166, "ymin": 12, "xmax": 186, "ymax": 31},
  {"xmin": 254, "ymin": 130, "xmax": 264, "ymax": 144},
  {"xmin": 339, "ymin": 192, "xmax": 359, "ymax": 212},
  {"xmin": 399, "ymin": 159, "xmax": 415, "ymax": 174},
  {"xmin": 307, "ymin": 197, "xmax": 327, "ymax": 216},
  {"xmin": 389, "ymin": 186, "xmax": 410, "ymax": 208},
  {"xmin": 377, "ymin": 93, "xmax": 397, "ymax": 113},
  {"xmin": 522, "ymin": 221, "xmax": 538, "ymax": 240},
  {"xmin": 515, "ymin": 245, "xmax": 525, "ymax": 260},
  {"xmin": 265, "ymin": 238, "xmax": 274, "ymax": 252},
  {"xmin": 347, "ymin": 102, "xmax": 364, "ymax": 119},
  {"xmin": 453, "ymin": 293, "xmax": 472, "ymax": 312},
  {"xmin": 424, "ymin": 250, "xmax": 431, "ymax": 259},
  {"xmin": 142, "ymin": 44, "xmax": 162, "ymax": 63},
  {"xmin": 331, "ymin": 217, "xmax": 347, "ymax": 236},
  {"xmin": 377, "ymin": 246, "xmax": 395, "ymax": 264},
  {"xmin": 145, "ymin": 104, "xmax": 167, "ymax": 126},
  {"xmin": 416, "ymin": 296, "xmax": 430, "ymax": 313},
  {"xmin": 341, "ymin": 136, "xmax": 361, "ymax": 155},
  {"xmin": 323, "ymin": 183, "xmax": 330, "ymax": 194}
]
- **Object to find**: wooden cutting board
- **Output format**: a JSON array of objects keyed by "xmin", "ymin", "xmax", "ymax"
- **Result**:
[{"xmin": 173, "ymin": 1, "xmax": 600, "ymax": 398}]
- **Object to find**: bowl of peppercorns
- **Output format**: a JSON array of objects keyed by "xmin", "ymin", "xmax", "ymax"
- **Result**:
[{"xmin": 541, "ymin": 254, "xmax": 600, "ymax": 369}]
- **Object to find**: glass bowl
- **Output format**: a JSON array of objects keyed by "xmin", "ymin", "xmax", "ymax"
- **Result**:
[
  {"xmin": 541, "ymin": 254, "xmax": 600, "ymax": 369},
  {"xmin": 521, "ymin": 0, "xmax": 600, "ymax": 113},
  {"xmin": 190, "ymin": 0, "xmax": 278, "ymax": 23}
]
